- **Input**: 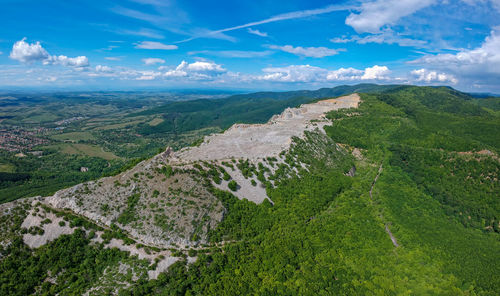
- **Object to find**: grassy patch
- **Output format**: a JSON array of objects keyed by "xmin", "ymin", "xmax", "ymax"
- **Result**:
[
  {"xmin": 0, "ymin": 163, "xmax": 15, "ymax": 172},
  {"xmin": 51, "ymin": 131, "xmax": 96, "ymax": 142},
  {"xmin": 148, "ymin": 117, "xmax": 164, "ymax": 126},
  {"xmin": 46, "ymin": 143, "xmax": 120, "ymax": 160}
]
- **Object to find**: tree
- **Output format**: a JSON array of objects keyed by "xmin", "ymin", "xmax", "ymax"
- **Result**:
[{"xmin": 228, "ymin": 180, "xmax": 238, "ymax": 191}]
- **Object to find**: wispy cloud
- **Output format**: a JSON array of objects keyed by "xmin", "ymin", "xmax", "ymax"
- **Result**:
[
  {"xmin": 135, "ymin": 41, "xmax": 178, "ymax": 50},
  {"xmin": 110, "ymin": 3, "xmax": 190, "ymax": 37},
  {"xmin": 188, "ymin": 50, "xmax": 273, "ymax": 58},
  {"xmin": 247, "ymin": 28, "xmax": 268, "ymax": 37},
  {"xmin": 142, "ymin": 58, "xmax": 165, "ymax": 65},
  {"xmin": 112, "ymin": 6, "xmax": 170, "ymax": 26},
  {"xmin": 331, "ymin": 30, "xmax": 427, "ymax": 48},
  {"xmin": 346, "ymin": 0, "xmax": 437, "ymax": 33},
  {"xmin": 268, "ymin": 45, "xmax": 343, "ymax": 58},
  {"xmin": 105, "ymin": 57, "xmax": 122, "ymax": 61},
  {"xmin": 115, "ymin": 28, "xmax": 165, "ymax": 39},
  {"xmin": 128, "ymin": 0, "xmax": 172, "ymax": 7},
  {"xmin": 177, "ymin": 4, "xmax": 354, "ymax": 43},
  {"xmin": 97, "ymin": 45, "xmax": 120, "ymax": 52}
]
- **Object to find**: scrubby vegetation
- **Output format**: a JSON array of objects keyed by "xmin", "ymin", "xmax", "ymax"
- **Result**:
[
  {"xmin": 119, "ymin": 86, "xmax": 500, "ymax": 295},
  {"xmin": 0, "ymin": 85, "xmax": 498, "ymax": 295}
]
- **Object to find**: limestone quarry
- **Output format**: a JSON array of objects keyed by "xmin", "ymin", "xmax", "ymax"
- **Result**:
[{"xmin": 1, "ymin": 93, "xmax": 360, "ymax": 255}]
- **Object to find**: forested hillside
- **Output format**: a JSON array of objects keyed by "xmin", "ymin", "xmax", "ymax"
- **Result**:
[{"xmin": 0, "ymin": 86, "xmax": 499, "ymax": 295}]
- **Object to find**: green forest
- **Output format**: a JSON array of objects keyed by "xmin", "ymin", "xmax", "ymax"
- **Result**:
[{"xmin": 0, "ymin": 85, "xmax": 499, "ymax": 295}]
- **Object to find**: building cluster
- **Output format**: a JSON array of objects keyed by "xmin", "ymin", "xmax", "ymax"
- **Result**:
[{"xmin": 0, "ymin": 126, "xmax": 49, "ymax": 152}]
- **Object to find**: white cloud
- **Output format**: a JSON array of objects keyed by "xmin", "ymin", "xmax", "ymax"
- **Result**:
[
  {"xmin": 136, "ymin": 71, "xmax": 162, "ymax": 80},
  {"xmin": 9, "ymin": 38, "xmax": 49, "ymax": 63},
  {"xmin": 129, "ymin": 0, "xmax": 171, "ymax": 7},
  {"xmin": 257, "ymin": 64, "xmax": 392, "ymax": 83},
  {"xmin": 331, "ymin": 30, "xmax": 427, "ymax": 47},
  {"xmin": 258, "ymin": 65, "xmax": 328, "ymax": 82},
  {"xmin": 188, "ymin": 50, "xmax": 272, "ymax": 58},
  {"xmin": 326, "ymin": 65, "xmax": 391, "ymax": 81},
  {"xmin": 10, "ymin": 38, "xmax": 89, "ymax": 67},
  {"xmin": 44, "ymin": 55, "xmax": 89, "ymax": 67},
  {"xmin": 268, "ymin": 45, "xmax": 341, "ymax": 58},
  {"xmin": 100, "ymin": 45, "xmax": 119, "ymax": 51},
  {"xmin": 95, "ymin": 65, "xmax": 113, "ymax": 73},
  {"xmin": 135, "ymin": 41, "xmax": 178, "ymax": 50},
  {"xmin": 162, "ymin": 60, "xmax": 226, "ymax": 80},
  {"xmin": 345, "ymin": 0, "xmax": 436, "ymax": 33},
  {"xmin": 326, "ymin": 67, "xmax": 364, "ymax": 80},
  {"xmin": 410, "ymin": 68, "xmax": 458, "ymax": 84},
  {"xmin": 142, "ymin": 58, "xmax": 165, "ymax": 65},
  {"xmin": 177, "ymin": 3, "xmax": 352, "ymax": 43},
  {"xmin": 247, "ymin": 28, "xmax": 268, "ymax": 37},
  {"xmin": 460, "ymin": 0, "xmax": 500, "ymax": 13},
  {"xmin": 412, "ymin": 27, "xmax": 500, "ymax": 75},
  {"xmin": 361, "ymin": 65, "xmax": 391, "ymax": 80},
  {"xmin": 119, "ymin": 28, "xmax": 164, "ymax": 39},
  {"xmin": 179, "ymin": 60, "xmax": 226, "ymax": 72},
  {"xmin": 105, "ymin": 57, "xmax": 122, "ymax": 61}
]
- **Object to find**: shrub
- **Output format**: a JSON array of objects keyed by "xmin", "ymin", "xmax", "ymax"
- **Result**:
[{"xmin": 228, "ymin": 180, "xmax": 238, "ymax": 191}]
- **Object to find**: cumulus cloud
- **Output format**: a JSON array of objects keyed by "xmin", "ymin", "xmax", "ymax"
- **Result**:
[
  {"xmin": 326, "ymin": 67, "xmax": 364, "ymax": 80},
  {"xmin": 44, "ymin": 55, "xmax": 89, "ymax": 67},
  {"xmin": 95, "ymin": 65, "xmax": 113, "ymax": 73},
  {"xmin": 410, "ymin": 68, "xmax": 458, "ymax": 84},
  {"xmin": 345, "ymin": 0, "xmax": 436, "ymax": 33},
  {"xmin": 257, "ymin": 64, "xmax": 392, "ymax": 82},
  {"xmin": 412, "ymin": 27, "xmax": 500, "ymax": 76},
  {"xmin": 9, "ymin": 38, "xmax": 89, "ymax": 67},
  {"xmin": 179, "ymin": 60, "xmax": 226, "ymax": 72},
  {"xmin": 258, "ymin": 65, "xmax": 327, "ymax": 82},
  {"xmin": 326, "ymin": 65, "xmax": 391, "ymax": 81},
  {"xmin": 142, "ymin": 58, "xmax": 165, "ymax": 65},
  {"xmin": 161, "ymin": 60, "xmax": 226, "ymax": 80},
  {"xmin": 9, "ymin": 38, "xmax": 49, "ymax": 63},
  {"xmin": 268, "ymin": 45, "xmax": 342, "ymax": 58},
  {"xmin": 361, "ymin": 65, "xmax": 391, "ymax": 80},
  {"xmin": 247, "ymin": 28, "xmax": 268, "ymax": 37},
  {"xmin": 135, "ymin": 41, "xmax": 178, "ymax": 50}
]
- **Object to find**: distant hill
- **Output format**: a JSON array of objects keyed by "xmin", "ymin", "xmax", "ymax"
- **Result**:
[
  {"xmin": 227, "ymin": 83, "xmax": 401, "ymax": 101},
  {"xmin": 131, "ymin": 84, "xmax": 403, "ymax": 135}
]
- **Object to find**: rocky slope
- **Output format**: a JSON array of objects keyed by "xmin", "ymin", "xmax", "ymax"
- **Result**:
[{"xmin": 1, "ymin": 93, "xmax": 360, "ymax": 253}]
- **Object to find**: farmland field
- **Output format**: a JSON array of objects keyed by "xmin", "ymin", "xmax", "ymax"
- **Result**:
[{"xmin": 51, "ymin": 131, "xmax": 96, "ymax": 141}]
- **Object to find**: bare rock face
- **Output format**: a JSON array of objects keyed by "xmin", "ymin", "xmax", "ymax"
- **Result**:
[
  {"xmin": 169, "ymin": 94, "xmax": 360, "ymax": 203},
  {"xmin": 45, "ymin": 161, "xmax": 225, "ymax": 248},
  {"xmin": 23, "ymin": 94, "xmax": 360, "ymax": 249},
  {"xmin": 173, "ymin": 94, "xmax": 360, "ymax": 162}
]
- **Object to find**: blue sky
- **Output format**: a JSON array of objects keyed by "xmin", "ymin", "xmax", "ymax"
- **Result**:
[{"xmin": 1, "ymin": 0, "xmax": 500, "ymax": 92}]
